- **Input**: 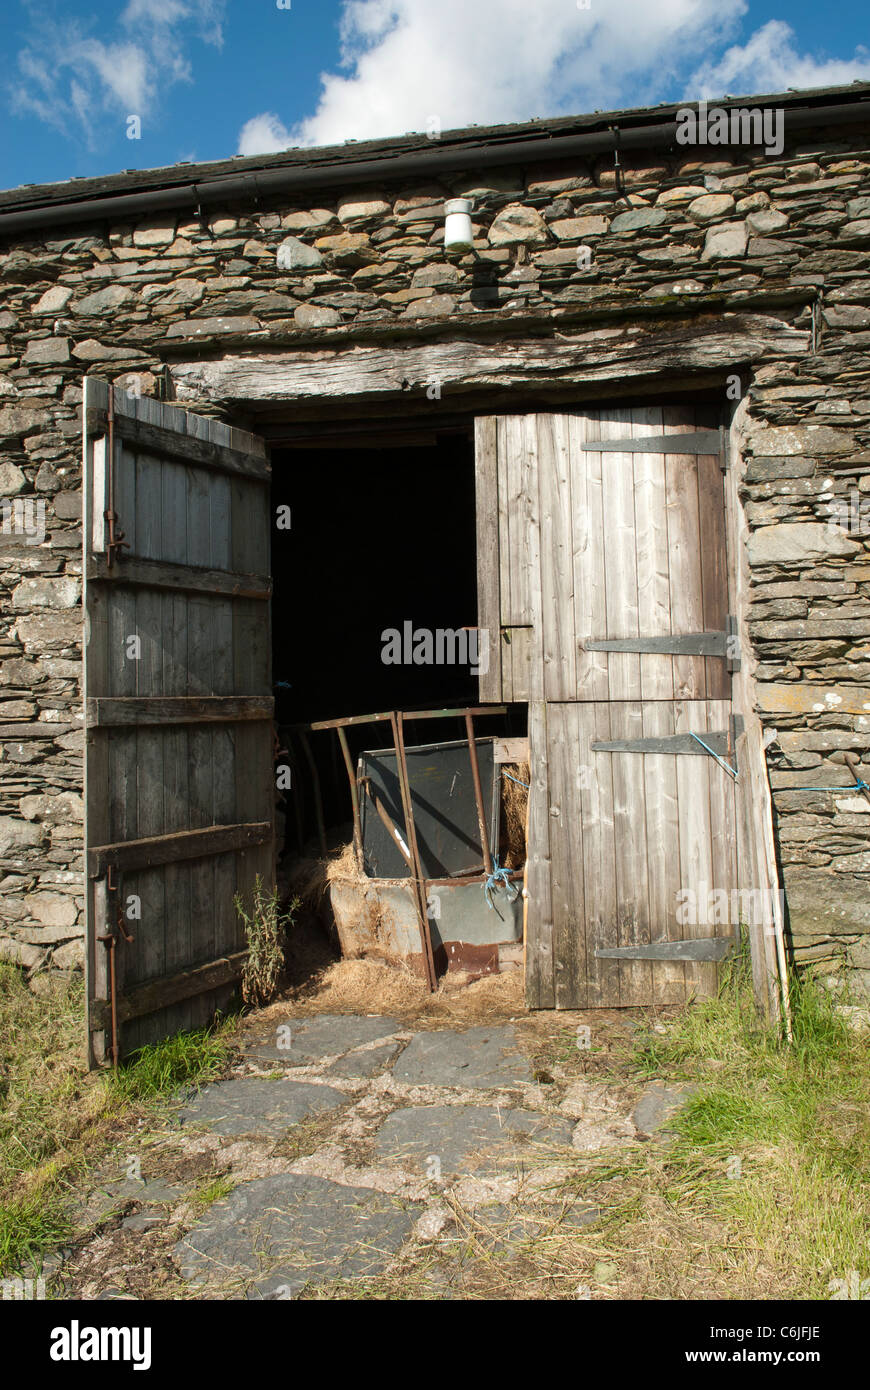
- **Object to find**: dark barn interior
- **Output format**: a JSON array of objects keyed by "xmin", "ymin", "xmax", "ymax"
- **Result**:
[{"xmin": 269, "ymin": 432, "xmax": 525, "ymax": 854}]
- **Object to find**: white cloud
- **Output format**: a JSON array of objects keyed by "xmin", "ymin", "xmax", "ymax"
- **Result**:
[
  {"xmin": 10, "ymin": 0, "xmax": 226, "ymax": 145},
  {"xmin": 238, "ymin": 112, "xmax": 295, "ymax": 157},
  {"xmin": 687, "ymin": 20, "xmax": 870, "ymax": 99},
  {"xmin": 240, "ymin": 0, "xmax": 749, "ymax": 152}
]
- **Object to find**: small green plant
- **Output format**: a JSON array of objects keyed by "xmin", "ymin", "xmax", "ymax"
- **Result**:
[
  {"xmin": 235, "ymin": 875, "xmax": 298, "ymax": 1006},
  {"xmin": 191, "ymin": 1176, "xmax": 235, "ymax": 1208}
]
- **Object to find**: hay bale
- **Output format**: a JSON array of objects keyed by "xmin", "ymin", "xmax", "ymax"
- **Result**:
[{"xmin": 500, "ymin": 762, "xmax": 530, "ymax": 870}]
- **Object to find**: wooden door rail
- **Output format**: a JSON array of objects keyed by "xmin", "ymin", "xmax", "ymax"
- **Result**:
[
  {"xmin": 89, "ymin": 950, "xmax": 247, "ymax": 1031},
  {"xmin": 87, "ymin": 696, "xmax": 274, "ymax": 727},
  {"xmin": 88, "ymin": 821, "xmax": 271, "ymax": 876},
  {"xmin": 86, "ymin": 407, "xmax": 270, "ymax": 481},
  {"xmin": 87, "ymin": 554, "xmax": 271, "ymax": 600}
]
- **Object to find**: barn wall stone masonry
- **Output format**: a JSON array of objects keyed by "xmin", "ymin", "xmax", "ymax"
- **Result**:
[{"xmin": 1, "ymin": 91, "xmax": 870, "ymax": 999}]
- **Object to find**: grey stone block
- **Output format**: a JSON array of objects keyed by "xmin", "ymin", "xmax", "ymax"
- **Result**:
[
  {"xmin": 632, "ymin": 1083, "xmax": 695, "ymax": 1137},
  {"xmin": 243, "ymin": 1013, "xmax": 400, "ymax": 1064},
  {"xmin": 392, "ymin": 1025, "xmax": 531, "ymax": 1088},
  {"xmin": 177, "ymin": 1078, "xmax": 345, "ymax": 1136},
  {"xmin": 373, "ymin": 1103, "xmax": 573, "ymax": 1175},
  {"xmin": 174, "ymin": 1173, "xmax": 420, "ymax": 1298}
]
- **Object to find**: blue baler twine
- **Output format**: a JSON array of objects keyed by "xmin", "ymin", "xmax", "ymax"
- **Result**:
[
  {"xmin": 787, "ymin": 780, "xmax": 869, "ymax": 793},
  {"xmin": 689, "ymin": 732, "xmax": 739, "ymax": 781},
  {"xmin": 484, "ymin": 854, "xmax": 520, "ymax": 910},
  {"xmin": 502, "ymin": 770, "xmax": 530, "ymax": 789}
]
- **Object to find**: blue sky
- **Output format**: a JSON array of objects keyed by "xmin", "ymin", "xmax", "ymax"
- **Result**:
[{"xmin": 1, "ymin": 0, "xmax": 868, "ymax": 192}]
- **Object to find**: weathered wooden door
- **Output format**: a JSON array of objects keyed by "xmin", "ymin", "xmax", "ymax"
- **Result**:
[
  {"xmin": 476, "ymin": 406, "xmax": 738, "ymax": 1008},
  {"xmin": 83, "ymin": 379, "xmax": 274, "ymax": 1064}
]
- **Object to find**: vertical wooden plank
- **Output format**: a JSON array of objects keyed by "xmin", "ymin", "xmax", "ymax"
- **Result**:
[
  {"xmin": 548, "ymin": 703, "xmax": 585, "ymax": 1007},
  {"xmin": 707, "ymin": 698, "xmax": 739, "ymax": 974},
  {"xmin": 185, "ymin": 462, "xmax": 217, "ymax": 1030},
  {"xmin": 632, "ymin": 406, "xmax": 674, "ymax": 702},
  {"xmin": 474, "ymin": 416, "xmax": 502, "ymax": 704},
  {"xmin": 515, "ymin": 413, "xmax": 541, "ymax": 703},
  {"xmin": 525, "ymin": 701, "xmax": 554, "ymax": 1008},
  {"xmin": 578, "ymin": 702, "xmax": 620, "ymax": 1007},
  {"xmin": 498, "ymin": 416, "xmax": 515, "ymax": 702},
  {"xmin": 538, "ymin": 414, "xmax": 575, "ymax": 703},
  {"xmin": 600, "ymin": 408, "xmax": 641, "ymax": 701},
  {"xmin": 641, "ymin": 700, "xmax": 686, "ymax": 1004},
  {"xmin": 725, "ymin": 402, "xmax": 781, "ymax": 1017},
  {"xmin": 664, "ymin": 406, "xmax": 707, "ymax": 700},
  {"xmin": 159, "ymin": 456, "xmax": 192, "ymax": 1037},
  {"xmin": 570, "ymin": 412, "xmax": 609, "ymax": 702},
  {"xmin": 127, "ymin": 447, "xmax": 165, "ymax": 1051},
  {"xmin": 609, "ymin": 702, "xmax": 653, "ymax": 1005},
  {"xmin": 674, "ymin": 699, "xmax": 716, "ymax": 998},
  {"xmin": 697, "ymin": 449, "xmax": 730, "ymax": 701}
]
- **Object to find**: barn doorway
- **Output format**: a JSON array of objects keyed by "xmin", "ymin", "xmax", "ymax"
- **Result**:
[{"xmin": 268, "ymin": 429, "xmax": 528, "ymax": 981}]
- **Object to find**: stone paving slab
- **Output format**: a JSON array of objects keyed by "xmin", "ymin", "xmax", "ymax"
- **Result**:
[
  {"xmin": 326, "ymin": 1042, "xmax": 402, "ymax": 1079},
  {"xmin": 174, "ymin": 1173, "xmax": 421, "ymax": 1298},
  {"xmin": 177, "ymin": 1077, "xmax": 346, "ymax": 1137},
  {"xmin": 242, "ymin": 1014, "xmax": 401, "ymax": 1065},
  {"xmin": 392, "ymin": 1026, "xmax": 532, "ymax": 1088},
  {"xmin": 373, "ymin": 1103, "xmax": 573, "ymax": 1176},
  {"xmin": 632, "ymin": 1082, "xmax": 696, "ymax": 1138}
]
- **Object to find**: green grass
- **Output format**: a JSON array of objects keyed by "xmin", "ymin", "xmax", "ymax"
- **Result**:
[
  {"xmin": 0, "ymin": 963, "xmax": 236, "ymax": 1277},
  {"xmin": 190, "ymin": 1176, "xmax": 235, "ymax": 1208},
  {"xmin": 106, "ymin": 1024, "xmax": 234, "ymax": 1104},
  {"xmin": 558, "ymin": 957, "xmax": 870, "ymax": 1299}
]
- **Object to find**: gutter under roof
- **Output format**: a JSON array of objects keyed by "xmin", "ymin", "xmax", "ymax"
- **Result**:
[{"xmin": 2, "ymin": 88, "xmax": 870, "ymax": 237}]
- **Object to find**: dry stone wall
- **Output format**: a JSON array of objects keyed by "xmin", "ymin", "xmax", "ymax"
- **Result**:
[{"xmin": 1, "ymin": 125, "xmax": 870, "ymax": 998}]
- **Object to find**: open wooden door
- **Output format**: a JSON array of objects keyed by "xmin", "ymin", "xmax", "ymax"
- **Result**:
[
  {"xmin": 83, "ymin": 379, "xmax": 274, "ymax": 1064},
  {"xmin": 476, "ymin": 406, "xmax": 740, "ymax": 1008}
]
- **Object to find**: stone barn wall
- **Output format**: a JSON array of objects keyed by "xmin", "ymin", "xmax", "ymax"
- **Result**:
[{"xmin": 1, "ymin": 108, "xmax": 869, "ymax": 998}]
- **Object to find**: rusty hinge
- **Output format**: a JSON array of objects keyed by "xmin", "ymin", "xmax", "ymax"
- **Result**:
[{"xmin": 103, "ymin": 387, "xmax": 130, "ymax": 569}]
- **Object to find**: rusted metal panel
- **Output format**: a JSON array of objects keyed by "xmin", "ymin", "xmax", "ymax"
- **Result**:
[{"xmin": 328, "ymin": 873, "xmax": 523, "ymax": 980}]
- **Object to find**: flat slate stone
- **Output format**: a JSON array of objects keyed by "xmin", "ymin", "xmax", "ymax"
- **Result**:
[
  {"xmin": 177, "ymin": 1077, "xmax": 345, "ymax": 1137},
  {"xmin": 243, "ymin": 1014, "xmax": 400, "ymax": 1065},
  {"xmin": 632, "ymin": 1082, "xmax": 696, "ymax": 1137},
  {"xmin": 174, "ymin": 1173, "xmax": 420, "ymax": 1298},
  {"xmin": 392, "ymin": 1026, "xmax": 531, "ymax": 1088},
  {"xmin": 326, "ymin": 1042, "xmax": 401, "ymax": 1079},
  {"xmin": 373, "ymin": 1103, "xmax": 572, "ymax": 1175}
]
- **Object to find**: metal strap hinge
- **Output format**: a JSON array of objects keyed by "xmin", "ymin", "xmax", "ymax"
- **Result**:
[
  {"xmin": 582, "ymin": 429, "xmax": 723, "ymax": 455},
  {"xmin": 595, "ymin": 938, "xmax": 735, "ymax": 963},
  {"xmin": 591, "ymin": 730, "xmax": 731, "ymax": 757},
  {"xmin": 585, "ymin": 621, "xmax": 740, "ymax": 671}
]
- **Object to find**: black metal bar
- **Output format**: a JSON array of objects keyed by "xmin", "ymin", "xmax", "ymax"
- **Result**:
[
  {"xmin": 359, "ymin": 777, "xmax": 412, "ymax": 868},
  {"xmin": 582, "ymin": 430, "xmax": 722, "ymax": 454},
  {"xmin": 591, "ymin": 731, "xmax": 731, "ymax": 756},
  {"xmin": 391, "ymin": 711, "xmax": 437, "ymax": 992},
  {"xmin": 585, "ymin": 631, "xmax": 727, "ymax": 656},
  {"xmin": 595, "ymin": 938, "xmax": 734, "ymax": 962},
  {"xmin": 336, "ymin": 726, "xmax": 364, "ymax": 869}
]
